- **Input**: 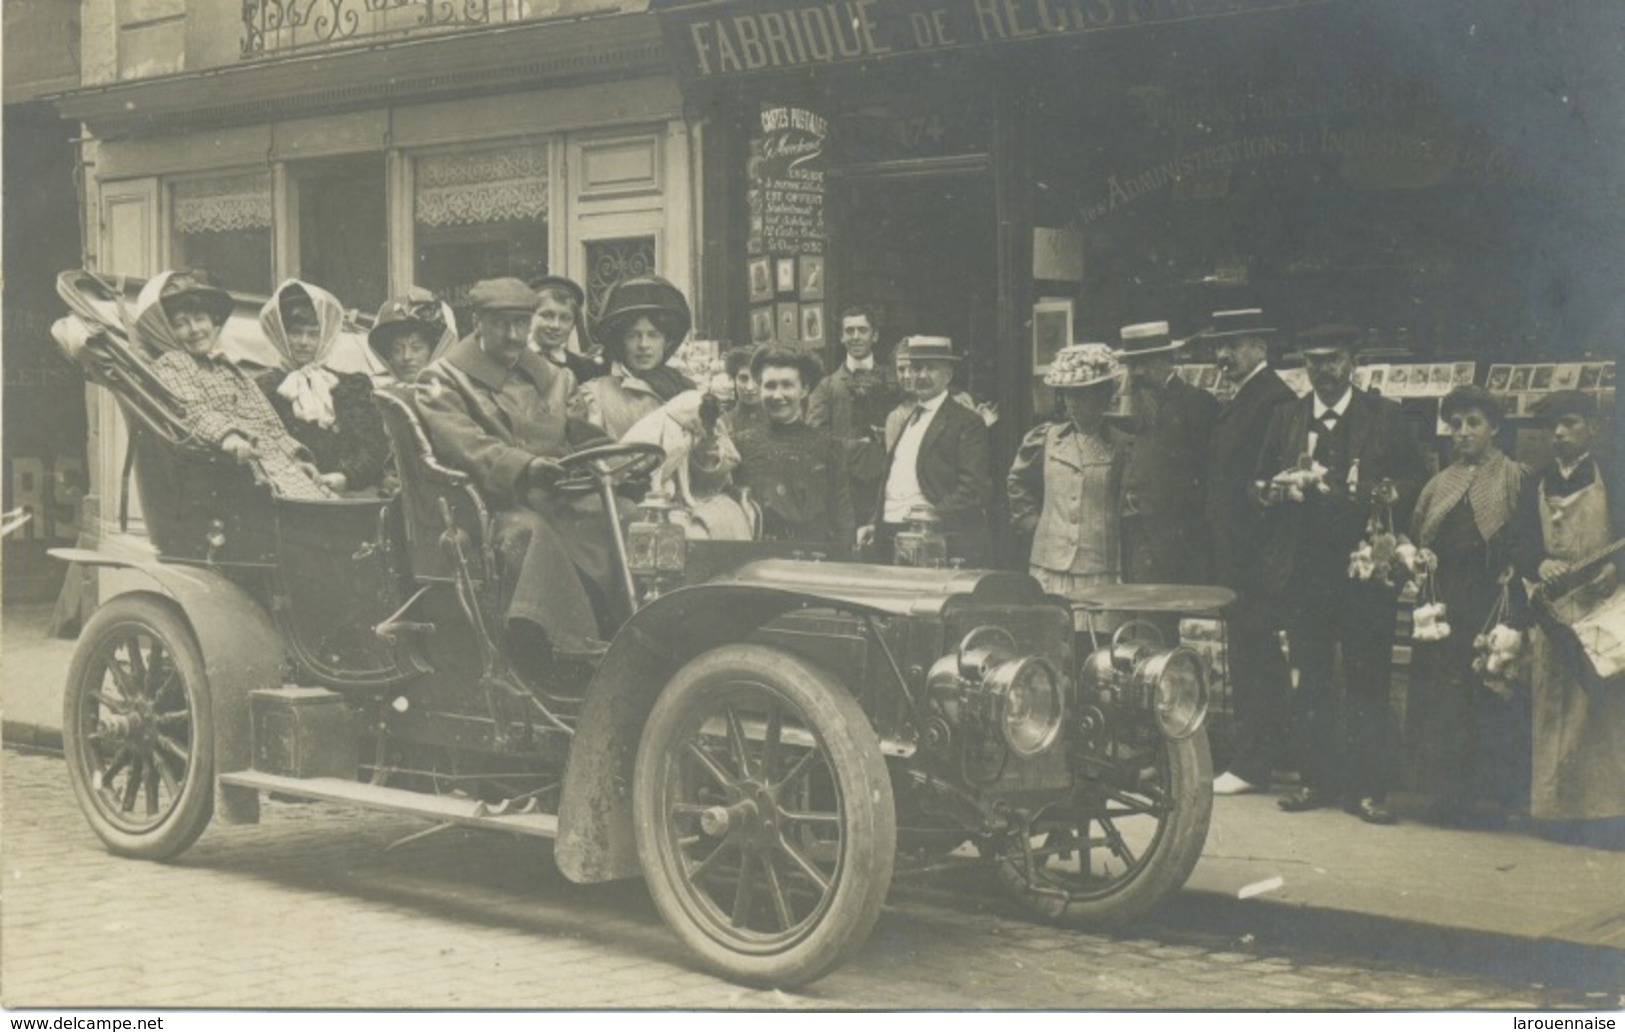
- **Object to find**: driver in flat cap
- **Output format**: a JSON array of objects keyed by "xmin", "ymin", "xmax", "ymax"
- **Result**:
[{"xmin": 415, "ymin": 277, "xmax": 619, "ymax": 679}]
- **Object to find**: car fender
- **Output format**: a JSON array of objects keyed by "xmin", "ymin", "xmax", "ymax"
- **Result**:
[
  {"xmin": 52, "ymin": 549, "xmax": 284, "ymax": 825},
  {"xmin": 555, "ymin": 583, "xmax": 890, "ymax": 885}
]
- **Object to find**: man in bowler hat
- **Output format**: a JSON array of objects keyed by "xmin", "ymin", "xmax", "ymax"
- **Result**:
[
  {"xmin": 1255, "ymin": 325, "xmax": 1427, "ymax": 824},
  {"xmin": 1114, "ymin": 320, "xmax": 1220, "ymax": 584},
  {"xmin": 1201, "ymin": 309, "xmax": 1298, "ymax": 795},
  {"xmin": 859, "ymin": 336, "xmax": 991, "ymax": 565}
]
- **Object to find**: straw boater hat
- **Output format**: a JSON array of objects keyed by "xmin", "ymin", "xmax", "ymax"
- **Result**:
[
  {"xmin": 1044, "ymin": 343, "xmax": 1121, "ymax": 390},
  {"xmin": 897, "ymin": 335, "xmax": 960, "ymax": 363},
  {"xmin": 1199, "ymin": 308, "xmax": 1276, "ymax": 341},
  {"xmin": 1113, "ymin": 320, "xmax": 1184, "ymax": 359}
]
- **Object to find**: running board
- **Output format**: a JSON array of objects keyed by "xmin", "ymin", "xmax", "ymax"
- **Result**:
[{"xmin": 218, "ymin": 770, "xmax": 559, "ymax": 838}]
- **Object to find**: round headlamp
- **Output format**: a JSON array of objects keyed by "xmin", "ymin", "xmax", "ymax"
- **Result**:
[
  {"xmin": 984, "ymin": 656, "xmax": 1064, "ymax": 758},
  {"xmin": 1138, "ymin": 646, "xmax": 1208, "ymax": 740}
]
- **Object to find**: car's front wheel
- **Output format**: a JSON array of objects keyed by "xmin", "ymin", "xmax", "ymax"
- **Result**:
[
  {"xmin": 991, "ymin": 729, "xmax": 1213, "ymax": 927},
  {"xmin": 63, "ymin": 596, "xmax": 215, "ymax": 860},
  {"xmin": 633, "ymin": 645, "xmax": 896, "ymax": 988}
]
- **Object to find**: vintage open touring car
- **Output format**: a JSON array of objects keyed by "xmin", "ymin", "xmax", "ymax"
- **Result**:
[{"xmin": 50, "ymin": 269, "xmax": 1226, "ymax": 988}]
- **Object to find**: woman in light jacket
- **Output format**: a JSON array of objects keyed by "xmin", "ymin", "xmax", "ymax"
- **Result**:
[{"xmin": 1007, "ymin": 343, "xmax": 1132, "ymax": 595}]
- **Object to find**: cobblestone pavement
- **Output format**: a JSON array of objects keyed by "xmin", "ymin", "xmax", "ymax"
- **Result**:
[{"xmin": 2, "ymin": 751, "xmax": 1611, "ymax": 1011}]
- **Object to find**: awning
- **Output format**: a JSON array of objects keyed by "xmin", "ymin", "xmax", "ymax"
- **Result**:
[{"xmin": 652, "ymin": 0, "xmax": 1329, "ymax": 82}]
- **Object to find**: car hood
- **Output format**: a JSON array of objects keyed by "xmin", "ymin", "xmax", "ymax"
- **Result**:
[{"xmin": 709, "ymin": 559, "xmax": 1054, "ymax": 618}]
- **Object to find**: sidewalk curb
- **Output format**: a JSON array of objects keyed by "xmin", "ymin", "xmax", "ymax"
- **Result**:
[
  {"xmin": 3, "ymin": 721, "xmax": 63, "ymax": 755},
  {"xmin": 1160, "ymin": 889, "xmax": 1625, "ymax": 993}
]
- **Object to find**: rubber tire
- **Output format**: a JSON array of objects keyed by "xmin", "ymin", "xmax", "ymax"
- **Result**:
[
  {"xmin": 633, "ymin": 644, "xmax": 896, "ymax": 988},
  {"xmin": 63, "ymin": 596, "xmax": 215, "ymax": 861},
  {"xmin": 996, "ymin": 729, "xmax": 1213, "ymax": 928}
]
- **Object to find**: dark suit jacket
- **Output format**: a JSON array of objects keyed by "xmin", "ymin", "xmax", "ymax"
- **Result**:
[
  {"xmin": 874, "ymin": 394, "xmax": 991, "ymax": 556},
  {"xmin": 1205, "ymin": 367, "xmax": 1297, "ymax": 579},
  {"xmin": 1253, "ymin": 387, "xmax": 1428, "ymax": 597},
  {"xmin": 1124, "ymin": 375, "xmax": 1221, "ymax": 524}
]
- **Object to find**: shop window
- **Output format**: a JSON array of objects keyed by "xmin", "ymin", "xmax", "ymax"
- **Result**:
[
  {"xmin": 414, "ymin": 142, "xmax": 549, "ymax": 328},
  {"xmin": 169, "ymin": 171, "xmax": 273, "ymax": 294},
  {"xmin": 584, "ymin": 236, "xmax": 656, "ymax": 329},
  {"xmin": 293, "ymin": 154, "xmax": 389, "ymax": 314}
]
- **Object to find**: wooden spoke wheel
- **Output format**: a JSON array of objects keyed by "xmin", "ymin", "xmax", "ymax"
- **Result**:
[
  {"xmin": 993, "ymin": 730, "xmax": 1212, "ymax": 927},
  {"xmin": 63, "ymin": 597, "xmax": 214, "ymax": 860},
  {"xmin": 634, "ymin": 645, "xmax": 895, "ymax": 988}
]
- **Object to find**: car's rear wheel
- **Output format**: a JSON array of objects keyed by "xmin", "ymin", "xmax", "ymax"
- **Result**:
[
  {"xmin": 991, "ymin": 729, "xmax": 1212, "ymax": 927},
  {"xmin": 634, "ymin": 645, "xmax": 896, "ymax": 988},
  {"xmin": 63, "ymin": 596, "xmax": 214, "ymax": 860}
]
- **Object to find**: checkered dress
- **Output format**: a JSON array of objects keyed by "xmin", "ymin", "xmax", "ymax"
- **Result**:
[{"xmin": 149, "ymin": 350, "xmax": 336, "ymax": 500}]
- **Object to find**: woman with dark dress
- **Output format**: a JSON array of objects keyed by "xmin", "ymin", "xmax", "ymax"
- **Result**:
[
  {"xmin": 257, "ymin": 280, "xmax": 392, "ymax": 493},
  {"xmin": 1409, "ymin": 386, "xmax": 1529, "ymax": 827}
]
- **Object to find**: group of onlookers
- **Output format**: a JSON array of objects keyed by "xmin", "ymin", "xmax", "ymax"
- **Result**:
[{"xmin": 130, "ymin": 267, "xmax": 1622, "ymax": 844}]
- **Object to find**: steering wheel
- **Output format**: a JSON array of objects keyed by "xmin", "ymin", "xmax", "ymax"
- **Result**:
[{"xmin": 551, "ymin": 442, "xmax": 665, "ymax": 495}]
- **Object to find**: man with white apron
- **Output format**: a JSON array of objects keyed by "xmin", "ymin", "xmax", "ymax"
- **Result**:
[{"xmin": 1513, "ymin": 390, "xmax": 1625, "ymax": 842}]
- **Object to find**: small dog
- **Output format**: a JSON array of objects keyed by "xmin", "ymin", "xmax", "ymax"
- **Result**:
[{"xmin": 620, "ymin": 390, "xmax": 737, "ymax": 510}]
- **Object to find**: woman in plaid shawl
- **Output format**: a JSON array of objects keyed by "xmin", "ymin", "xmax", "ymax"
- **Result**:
[{"xmin": 135, "ymin": 270, "xmax": 338, "ymax": 501}]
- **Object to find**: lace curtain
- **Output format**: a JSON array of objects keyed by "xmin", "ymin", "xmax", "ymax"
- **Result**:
[
  {"xmin": 171, "ymin": 172, "xmax": 273, "ymax": 234},
  {"xmin": 415, "ymin": 143, "xmax": 549, "ymax": 227}
]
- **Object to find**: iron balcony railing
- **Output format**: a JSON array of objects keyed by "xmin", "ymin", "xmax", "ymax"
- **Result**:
[{"xmin": 242, "ymin": 0, "xmax": 547, "ymax": 57}]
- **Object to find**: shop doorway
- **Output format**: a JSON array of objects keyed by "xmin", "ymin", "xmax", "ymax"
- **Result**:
[
  {"xmin": 289, "ymin": 154, "xmax": 389, "ymax": 314},
  {"xmin": 834, "ymin": 171, "xmax": 998, "ymax": 401}
]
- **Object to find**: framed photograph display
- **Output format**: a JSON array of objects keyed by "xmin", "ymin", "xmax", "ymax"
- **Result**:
[
  {"xmin": 801, "ymin": 303, "xmax": 824, "ymax": 343},
  {"xmin": 775, "ymin": 257, "xmax": 796, "ymax": 295},
  {"xmin": 1032, "ymin": 297, "xmax": 1073, "ymax": 374},
  {"xmin": 798, "ymin": 255, "xmax": 825, "ymax": 300},
  {"xmin": 748, "ymin": 257, "xmax": 773, "ymax": 303}
]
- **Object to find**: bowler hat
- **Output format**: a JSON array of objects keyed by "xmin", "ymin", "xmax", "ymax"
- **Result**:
[
  {"xmin": 1113, "ymin": 321, "xmax": 1184, "ymax": 359},
  {"xmin": 897, "ymin": 335, "xmax": 960, "ymax": 363},
  {"xmin": 1201, "ymin": 308, "xmax": 1276, "ymax": 341},
  {"xmin": 466, "ymin": 277, "xmax": 539, "ymax": 313},
  {"xmin": 1533, "ymin": 389, "xmax": 1598, "ymax": 421},
  {"xmin": 1298, "ymin": 323, "xmax": 1362, "ymax": 357}
]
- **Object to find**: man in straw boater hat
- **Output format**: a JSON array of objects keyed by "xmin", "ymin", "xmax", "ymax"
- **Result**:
[
  {"xmin": 414, "ymin": 277, "xmax": 620, "ymax": 680},
  {"xmin": 1511, "ymin": 389, "xmax": 1625, "ymax": 845},
  {"xmin": 860, "ymin": 335, "xmax": 991, "ymax": 565},
  {"xmin": 1200, "ymin": 309, "xmax": 1299, "ymax": 796},
  {"xmin": 1007, "ymin": 342, "xmax": 1133, "ymax": 595},
  {"xmin": 1253, "ymin": 324, "xmax": 1427, "ymax": 825},
  {"xmin": 1113, "ymin": 319, "xmax": 1220, "ymax": 584}
]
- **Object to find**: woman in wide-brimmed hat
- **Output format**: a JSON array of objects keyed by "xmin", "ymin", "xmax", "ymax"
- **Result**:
[
  {"xmin": 134, "ymin": 270, "xmax": 338, "ymax": 500},
  {"xmin": 1007, "ymin": 343, "xmax": 1133, "ymax": 595},
  {"xmin": 257, "ymin": 279, "xmax": 391, "ymax": 493},
  {"xmin": 573, "ymin": 275, "xmax": 697, "ymax": 439},
  {"xmin": 367, "ymin": 288, "xmax": 457, "ymax": 385}
]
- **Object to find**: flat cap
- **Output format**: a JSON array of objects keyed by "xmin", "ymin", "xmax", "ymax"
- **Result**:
[
  {"xmin": 1533, "ymin": 389, "xmax": 1598, "ymax": 421},
  {"xmin": 466, "ymin": 277, "xmax": 539, "ymax": 312}
]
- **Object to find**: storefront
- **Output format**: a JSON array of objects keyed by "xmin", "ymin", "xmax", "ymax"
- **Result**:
[
  {"xmin": 52, "ymin": 5, "xmax": 705, "ymax": 560},
  {"xmin": 660, "ymin": 0, "xmax": 1622, "ymax": 500}
]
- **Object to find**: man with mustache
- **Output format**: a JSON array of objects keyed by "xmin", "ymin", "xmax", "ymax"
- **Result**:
[{"xmin": 1254, "ymin": 325, "xmax": 1427, "ymax": 825}]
